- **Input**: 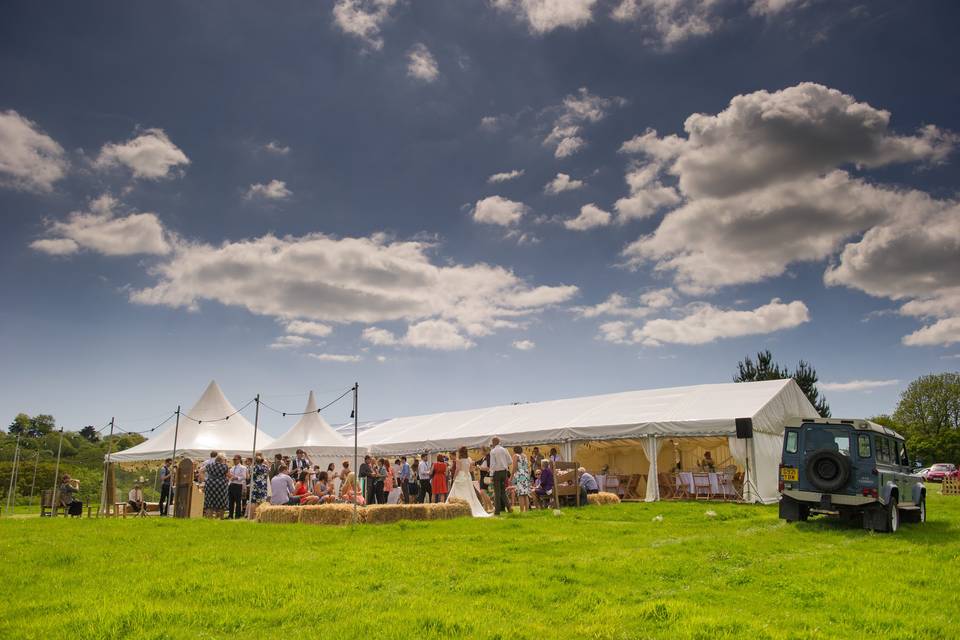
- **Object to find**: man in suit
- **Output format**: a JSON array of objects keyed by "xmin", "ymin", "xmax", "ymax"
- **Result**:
[
  {"xmin": 359, "ymin": 455, "xmax": 375, "ymax": 507},
  {"xmin": 488, "ymin": 437, "xmax": 513, "ymax": 515},
  {"xmin": 158, "ymin": 458, "xmax": 173, "ymax": 516}
]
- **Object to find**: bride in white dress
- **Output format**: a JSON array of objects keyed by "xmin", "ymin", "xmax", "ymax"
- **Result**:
[{"xmin": 446, "ymin": 447, "xmax": 492, "ymax": 518}]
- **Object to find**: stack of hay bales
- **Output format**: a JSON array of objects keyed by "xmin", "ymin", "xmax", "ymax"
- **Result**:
[
  {"xmin": 255, "ymin": 498, "xmax": 475, "ymax": 525},
  {"xmin": 587, "ymin": 492, "xmax": 621, "ymax": 505}
]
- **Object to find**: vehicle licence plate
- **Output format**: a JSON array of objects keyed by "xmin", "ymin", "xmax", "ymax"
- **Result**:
[{"xmin": 781, "ymin": 467, "xmax": 798, "ymax": 481}]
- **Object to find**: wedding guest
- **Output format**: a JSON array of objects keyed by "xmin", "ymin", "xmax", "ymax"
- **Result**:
[
  {"xmin": 399, "ymin": 456, "xmax": 411, "ymax": 503},
  {"xmin": 128, "ymin": 481, "xmax": 145, "ymax": 514},
  {"xmin": 489, "ymin": 437, "xmax": 512, "ymax": 515},
  {"xmin": 578, "ymin": 467, "xmax": 600, "ymax": 494},
  {"xmin": 242, "ymin": 456, "xmax": 254, "ymax": 512},
  {"xmin": 293, "ymin": 471, "xmax": 320, "ymax": 505},
  {"xmin": 359, "ymin": 455, "xmax": 377, "ymax": 506},
  {"xmin": 375, "ymin": 458, "xmax": 388, "ymax": 504},
  {"xmin": 291, "ymin": 449, "xmax": 312, "ymax": 475},
  {"xmin": 340, "ymin": 460, "xmax": 350, "ymax": 480},
  {"xmin": 534, "ymin": 460, "xmax": 554, "ymax": 509},
  {"xmin": 158, "ymin": 458, "xmax": 173, "ymax": 516},
  {"xmin": 417, "ymin": 453, "xmax": 432, "ymax": 503},
  {"xmin": 431, "ymin": 453, "xmax": 448, "ymax": 503},
  {"xmin": 227, "ymin": 455, "xmax": 247, "ymax": 519},
  {"xmin": 203, "ymin": 454, "xmax": 229, "ymax": 518},
  {"xmin": 58, "ymin": 474, "xmax": 81, "ymax": 516},
  {"xmin": 314, "ymin": 471, "xmax": 336, "ymax": 503},
  {"xmin": 269, "ymin": 465, "xmax": 298, "ymax": 506},
  {"xmin": 530, "ymin": 447, "xmax": 544, "ymax": 473},
  {"xmin": 339, "ymin": 472, "xmax": 365, "ymax": 505},
  {"xmin": 477, "ymin": 446, "xmax": 491, "ymax": 489},
  {"xmin": 326, "ymin": 462, "xmax": 337, "ymax": 480},
  {"xmin": 511, "ymin": 445, "xmax": 532, "ymax": 512},
  {"xmin": 383, "ymin": 458, "xmax": 396, "ymax": 503},
  {"xmin": 549, "ymin": 447, "xmax": 562, "ymax": 463},
  {"xmin": 250, "ymin": 453, "xmax": 269, "ymax": 513},
  {"xmin": 269, "ymin": 453, "xmax": 284, "ymax": 478}
]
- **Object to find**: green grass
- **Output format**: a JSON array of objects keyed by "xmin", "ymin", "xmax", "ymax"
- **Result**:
[{"xmin": 2, "ymin": 488, "xmax": 958, "ymax": 640}]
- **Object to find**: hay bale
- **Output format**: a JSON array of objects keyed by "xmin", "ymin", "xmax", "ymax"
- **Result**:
[
  {"xmin": 446, "ymin": 498, "xmax": 471, "ymax": 519},
  {"xmin": 364, "ymin": 504, "xmax": 407, "ymax": 524},
  {"xmin": 257, "ymin": 505, "xmax": 303, "ymax": 524},
  {"xmin": 300, "ymin": 504, "xmax": 357, "ymax": 526},
  {"xmin": 587, "ymin": 492, "xmax": 621, "ymax": 506}
]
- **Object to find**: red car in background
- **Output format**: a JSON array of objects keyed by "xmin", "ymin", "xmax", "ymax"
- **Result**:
[{"xmin": 926, "ymin": 463, "xmax": 957, "ymax": 482}]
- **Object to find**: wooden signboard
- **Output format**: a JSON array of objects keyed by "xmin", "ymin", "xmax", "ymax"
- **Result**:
[{"xmin": 173, "ymin": 459, "xmax": 194, "ymax": 518}]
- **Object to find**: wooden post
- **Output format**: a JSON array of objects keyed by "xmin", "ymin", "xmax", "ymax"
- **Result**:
[
  {"xmin": 98, "ymin": 418, "xmax": 115, "ymax": 516},
  {"xmin": 4, "ymin": 434, "xmax": 21, "ymax": 516},
  {"xmin": 51, "ymin": 429, "xmax": 65, "ymax": 516}
]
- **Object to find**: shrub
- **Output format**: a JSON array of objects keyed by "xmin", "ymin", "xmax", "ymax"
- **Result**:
[{"xmin": 587, "ymin": 492, "xmax": 621, "ymax": 506}]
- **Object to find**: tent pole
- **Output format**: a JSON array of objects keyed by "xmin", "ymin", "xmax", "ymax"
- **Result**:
[
  {"xmin": 28, "ymin": 449, "xmax": 41, "ymax": 507},
  {"xmin": 51, "ymin": 429, "xmax": 65, "ymax": 516},
  {"xmin": 352, "ymin": 382, "xmax": 358, "ymax": 526},
  {"xmin": 171, "ymin": 406, "xmax": 181, "ymax": 462},
  {"xmin": 251, "ymin": 395, "xmax": 260, "ymax": 464},
  {"xmin": 5, "ymin": 434, "xmax": 21, "ymax": 516},
  {"xmin": 98, "ymin": 418, "xmax": 115, "ymax": 516}
]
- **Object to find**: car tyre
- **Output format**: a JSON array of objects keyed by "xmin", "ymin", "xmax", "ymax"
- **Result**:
[{"xmin": 884, "ymin": 496, "xmax": 899, "ymax": 533}]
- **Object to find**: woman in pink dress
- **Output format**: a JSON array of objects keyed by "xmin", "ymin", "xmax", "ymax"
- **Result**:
[{"xmin": 431, "ymin": 454, "xmax": 448, "ymax": 502}]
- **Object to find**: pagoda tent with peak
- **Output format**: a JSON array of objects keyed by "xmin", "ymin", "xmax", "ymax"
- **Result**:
[
  {"xmin": 264, "ymin": 391, "xmax": 359, "ymax": 463},
  {"xmin": 110, "ymin": 380, "xmax": 274, "ymax": 462}
]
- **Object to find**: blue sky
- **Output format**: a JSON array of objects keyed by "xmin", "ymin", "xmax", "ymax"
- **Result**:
[{"xmin": 2, "ymin": 0, "xmax": 958, "ymax": 436}]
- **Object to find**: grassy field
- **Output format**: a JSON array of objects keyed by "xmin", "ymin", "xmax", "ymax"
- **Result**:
[{"xmin": 1, "ymin": 489, "xmax": 957, "ymax": 640}]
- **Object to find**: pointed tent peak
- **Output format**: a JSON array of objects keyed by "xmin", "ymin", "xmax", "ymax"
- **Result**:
[
  {"xmin": 188, "ymin": 379, "xmax": 241, "ymax": 421},
  {"xmin": 304, "ymin": 390, "xmax": 318, "ymax": 414}
]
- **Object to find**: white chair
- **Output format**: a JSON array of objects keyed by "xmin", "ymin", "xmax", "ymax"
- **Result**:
[{"xmin": 692, "ymin": 472, "xmax": 712, "ymax": 500}]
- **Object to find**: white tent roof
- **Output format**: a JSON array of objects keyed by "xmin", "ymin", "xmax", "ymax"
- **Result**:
[
  {"xmin": 358, "ymin": 379, "xmax": 818, "ymax": 456},
  {"xmin": 264, "ymin": 391, "xmax": 356, "ymax": 457},
  {"xmin": 110, "ymin": 380, "xmax": 274, "ymax": 462}
]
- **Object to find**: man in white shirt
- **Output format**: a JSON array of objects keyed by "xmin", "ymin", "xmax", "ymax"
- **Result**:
[
  {"xmin": 269, "ymin": 466, "xmax": 298, "ymax": 505},
  {"xmin": 417, "ymin": 454, "xmax": 432, "ymax": 503},
  {"xmin": 227, "ymin": 455, "xmax": 247, "ymax": 519},
  {"xmin": 128, "ymin": 483, "xmax": 145, "ymax": 514},
  {"xmin": 488, "ymin": 437, "xmax": 513, "ymax": 515}
]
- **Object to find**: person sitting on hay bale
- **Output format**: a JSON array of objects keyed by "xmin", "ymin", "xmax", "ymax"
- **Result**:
[
  {"xmin": 292, "ymin": 471, "xmax": 320, "ymax": 505},
  {"xmin": 338, "ymin": 471, "xmax": 365, "ymax": 505},
  {"xmin": 269, "ymin": 464, "xmax": 300, "ymax": 506}
]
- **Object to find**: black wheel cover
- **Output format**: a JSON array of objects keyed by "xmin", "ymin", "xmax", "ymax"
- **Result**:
[{"xmin": 805, "ymin": 449, "xmax": 851, "ymax": 492}]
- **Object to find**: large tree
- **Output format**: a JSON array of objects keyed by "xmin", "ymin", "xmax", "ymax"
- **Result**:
[
  {"xmin": 891, "ymin": 372, "xmax": 960, "ymax": 465},
  {"xmin": 734, "ymin": 350, "xmax": 830, "ymax": 417},
  {"xmin": 8, "ymin": 413, "xmax": 30, "ymax": 436},
  {"xmin": 78, "ymin": 425, "xmax": 100, "ymax": 443}
]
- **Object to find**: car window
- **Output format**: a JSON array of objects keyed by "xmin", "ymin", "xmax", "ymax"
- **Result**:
[
  {"xmin": 896, "ymin": 441, "xmax": 908, "ymax": 467},
  {"xmin": 857, "ymin": 434, "xmax": 871, "ymax": 459},
  {"xmin": 804, "ymin": 427, "xmax": 851, "ymax": 455},
  {"xmin": 877, "ymin": 437, "xmax": 891, "ymax": 463},
  {"xmin": 785, "ymin": 430, "xmax": 798, "ymax": 454}
]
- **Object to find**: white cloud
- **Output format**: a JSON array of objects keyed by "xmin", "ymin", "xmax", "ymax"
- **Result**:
[
  {"xmin": 245, "ymin": 179, "xmax": 292, "ymax": 201},
  {"xmin": 471, "ymin": 195, "xmax": 527, "ymax": 226},
  {"xmin": 563, "ymin": 203, "xmax": 611, "ymax": 231},
  {"xmin": 94, "ymin": 128, "xmax": 189, "ymax": 180},
  {"xmin": 403, "ymin": 319, "xmax": 475, "ymax": 350},
  {"xmin": 544, "ymin": 88, "xmax": 625, "ymax": 158},
  {"xmin": 749, "ymin": 0, "xmax": 806, "ymax": 16},
  {"xmin": 598, "ymin": 299, "xmax": 809, "ymax": 346},
  {"xmin": 331, "ymin": 0, "xmax": 398, "ymax": 50},
  {"xmin": 512, "ymin": 339, "xmax": 536, "ymax": 351},
  {"xmin": 620, "ymin": 83, "xmax": 957, "ymax": 304},
  {"xmin": 270, "ymin": 335, "xmax": 313, "ymax": 350},
  {"xmin": 488, "ymin": 169, "xmax": 524, "ymax": 183},
  {"xmin": 819, "ymin": 379, "xmax": 899, "ymax": 392},
  {"xmin": 407, "ymin": 43, "xmax": 439, "ymax": 82},
  {"xmin": 0, "ymin": 110, "xmax": 68, "ymax": 192},
  {"xmin": 31, "ymin": 194, "xmax": 171, "ymax": 257},
  {"xmin": 575, "ymin": 288, "xmax": 675, "ymax": 318},
  {"xmin": 128, "ymin": 232, "xmax": 577, "ymax": 350},
  {"xmin": 376, "ymin": 355, "xmax": 387, "ymax": 363},
  {"xmin": 611, "ymin": 0, "xmax": 720, "ymax": 48},
  {"xmin": 309, "ymin": 353, "xmax": 362, "ymax": 363},
  {"xmin": 613, "ymin": 159, "xmax": 681, "ymax": 222},
  {"xmin": 361, "ymin": 326, "xmax": 398, "ymax": 346},
  {"xmin": 902, "ymin": 318, "xmax": 960, "ymax": 347},
  {"xmin": 264, "ymin": 141, "xmax": 291, "ymax": 155},
  {"xmin": 284, "ymin": 320, "xmax": 333, "ymax": 337},
  {"xmin": 480, "ymin": 116, "xmax": 502, "ymax": 132},
  {"xmin": 492, "ymin": 0, "xmax": 597, "ymax": 34},
  {"xmin": 544, "ymin": 172, "xmax": 584, "ymax": 195}
]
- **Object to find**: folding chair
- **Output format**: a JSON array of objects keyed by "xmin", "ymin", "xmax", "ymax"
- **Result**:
[
  {"xmin": 692, "ymin": 472, "xmax": 712, "ymax": 500},
  {"xmin": 657, "ymin": 473, "xmax": 674, "ymax": 499},
  {"xmin": 673, "ymin": 473, "xmax": 690, "ymax": 499}
]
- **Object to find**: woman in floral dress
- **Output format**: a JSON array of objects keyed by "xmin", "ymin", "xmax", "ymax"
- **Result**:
[
  {"xmin": 250, "ymin": 453, "xmax": 269, "ymax": 510},
  {"xmin": 511, "ymin": 445, "xmax": 533, "ymax": 512},
  {"xmin": 203, "ymin": 453, "xmax": 229, "ymax": 519}
]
